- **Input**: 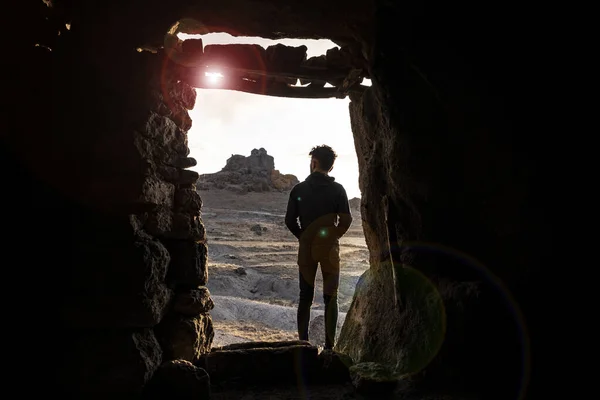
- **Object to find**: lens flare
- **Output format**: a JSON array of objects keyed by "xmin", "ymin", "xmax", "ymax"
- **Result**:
[
  {"xmin": 382, "ymin": 240, "xmax": 532, "ymax": 399},
  {"xmin": 205, "ymin": 71, "xmax": 224, "ymax": 85}
]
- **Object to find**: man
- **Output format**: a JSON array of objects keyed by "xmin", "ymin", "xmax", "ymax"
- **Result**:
[{"xmin": 285, "ymin": 145, "xmax": 353, "ymax": 350}]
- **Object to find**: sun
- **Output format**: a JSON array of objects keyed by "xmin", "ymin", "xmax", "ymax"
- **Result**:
[{"xmin": 205, "ymin": 71, "xmax": 224, "ymax": 85}]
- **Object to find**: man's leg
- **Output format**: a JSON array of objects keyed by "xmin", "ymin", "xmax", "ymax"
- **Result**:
[
  {"xmin": 321, "ymin": 244, "xmax": 340, "ymax": 350},
  {"xmin": 297, "ymin": 242, "xmax": 318, "ymax": 341}
]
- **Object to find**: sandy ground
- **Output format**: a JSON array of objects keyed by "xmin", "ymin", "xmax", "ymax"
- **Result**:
[{"xmin": 199, "ymin": 189, "xmax": 369, "ymax": 348}]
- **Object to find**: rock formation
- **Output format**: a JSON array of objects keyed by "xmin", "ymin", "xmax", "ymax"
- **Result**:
[
  {"xmin": 197, "ymin": 148, "xmax": 299, "ymax": 193},
  {"xmin": 348, "ymin": 197, "xmax": 361, "ymax": 212}
]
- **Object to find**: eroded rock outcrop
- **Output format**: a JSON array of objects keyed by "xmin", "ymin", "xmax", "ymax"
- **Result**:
[
  {"xmin": 348, "ymin": 197, "xmax": 361, "ymax": 212},
  {"xmin": 197, "ymin": 148, "xmax": 299, "ymax": 193}
]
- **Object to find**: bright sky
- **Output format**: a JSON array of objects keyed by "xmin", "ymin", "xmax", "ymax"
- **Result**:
[{"xmin": 179, "ymin": 33, "xmax": 362, "ymax": 199}]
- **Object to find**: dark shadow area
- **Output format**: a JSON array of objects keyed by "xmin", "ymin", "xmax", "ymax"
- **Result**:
[{"xmin": 3, "ymin": 1, "xmax": 557, "ymax": 398}]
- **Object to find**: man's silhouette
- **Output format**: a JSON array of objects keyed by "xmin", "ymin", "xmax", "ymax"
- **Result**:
[{"xmin": 285, "ymin": 145, "xmax": 353, "ymax": 349}]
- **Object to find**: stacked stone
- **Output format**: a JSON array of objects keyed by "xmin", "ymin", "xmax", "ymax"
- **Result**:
[
  {"xmin": 132, "ymin": 50, "xmax": 215, "ymax": 364},
  {"xmin": 57, "ymin": 48, "xmax": 213, "ymax": 397}
]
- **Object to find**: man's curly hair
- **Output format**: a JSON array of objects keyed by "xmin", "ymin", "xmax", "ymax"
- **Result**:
[{"xmin": 309, "ymin": 145, "xmax": 338, "ymax": 171}]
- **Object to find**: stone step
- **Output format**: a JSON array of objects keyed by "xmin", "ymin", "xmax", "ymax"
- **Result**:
[
  {"xmin": 198, "ymin": 340, "xmax": 353, "ymax": 387},
  {"xmin": 198, "ymin": 341, "xmax": 319, "ymax": 386},
  {"xmin": 212, "ymin": 339, "xmax": 312, "ymax": 352}
]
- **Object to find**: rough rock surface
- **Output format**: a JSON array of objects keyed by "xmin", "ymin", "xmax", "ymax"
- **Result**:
[
  {"xmin": 173, "ymin": 287, "xmax": 215, "ymax": 316},
  {"xmin": 349, "ymin": 362, "xmax": 400, "ymax": 397},
  {"xmin": 8, "ymin": 40, "xmax": 216, "ymax": 397},
  {"xmin": 337, "ymin": 6, "xmax": 540, "ymax": 394},
  {"xmin": 63, "ymin": 228, "xmax": 172, "ymax": 329},
  {"xmin": 156, "ymin": 314, "xmax": 215, "ymax": 362},
  {"xmin": 337, "ymin": 265, "xmax": 447, "ymax": 376},
  {"xmin": 164, "ymin": 239, "xmax": 209, "ymax": 288},
  {"xmin": 197, "ymin": 148, "xmax": 299, "ymax": 193},
  {"xmin": 57, "ymin": 329, "xmax": 162, "ymax": 397},
  {"xmin": 143, "ymin": 360, "xmax": 210, "ymax": 400},
  {"xmin": 317, "ymin": 349, "xmax": 354, "ymax": 384}
]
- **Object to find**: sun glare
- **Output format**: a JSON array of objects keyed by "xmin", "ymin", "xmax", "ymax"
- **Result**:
[
  {"xmin": 205, "ymin": 71, "xmax": 224, "ymax": 85},
  {"xmin": 183, "ymin": 33, "xmax": 362, "ymax": 198}
]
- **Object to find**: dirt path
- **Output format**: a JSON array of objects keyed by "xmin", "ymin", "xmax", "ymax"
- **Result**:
[{"xmin": 199, "ymin": 189, "xmax": 368, "ymax": 347}]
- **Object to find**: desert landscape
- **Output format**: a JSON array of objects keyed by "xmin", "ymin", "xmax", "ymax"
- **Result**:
[{"xmin": 197, "ymin": 149, "xmax": 368, "ymax": 349}]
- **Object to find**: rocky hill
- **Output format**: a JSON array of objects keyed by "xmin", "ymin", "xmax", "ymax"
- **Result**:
[{"xmin": 197, "ymin": 148, "xmax": 299, "ymax": 193}]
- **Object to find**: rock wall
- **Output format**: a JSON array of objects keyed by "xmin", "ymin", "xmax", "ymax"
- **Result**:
[
  {"xmin": 197, "ymin": 148, "xmax": 299, "ymax": 193},
  {"xmin": 337, "ymin": 2, "xmax": 549, "ymax": 399},
  {"xmin": 4, "ymin": 7, "xmax": 212, "ymax": 397}
]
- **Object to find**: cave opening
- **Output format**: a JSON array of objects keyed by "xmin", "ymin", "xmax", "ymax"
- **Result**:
[{"xmin": 173, "ymin": 32, "xmax": 371, "ymax": 349}]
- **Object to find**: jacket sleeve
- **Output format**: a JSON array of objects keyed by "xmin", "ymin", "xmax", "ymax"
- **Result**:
[
  {"xmin": 335, "ymin": 187, "xmax": 353, "ymax": 238},
  {"xmin": 285, "ymin": 188, "xmax": 302, "ymax": 239}
]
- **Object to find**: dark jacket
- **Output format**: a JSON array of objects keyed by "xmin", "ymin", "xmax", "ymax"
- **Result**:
[{"xmin": 285, "ymin": 172, "xmax": 353, "ymax": 243}]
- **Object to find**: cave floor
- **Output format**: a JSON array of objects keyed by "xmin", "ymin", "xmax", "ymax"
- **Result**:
[
  {"xmin": 211, "ymin": 382, "xmax": 358, "ymax": 399},
  {"xmin": 211, "ymin": 382, "xmax": 467, "ymax": 400}
]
